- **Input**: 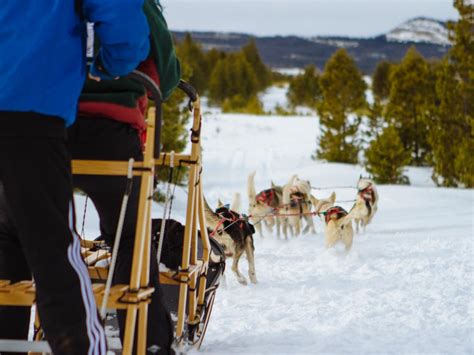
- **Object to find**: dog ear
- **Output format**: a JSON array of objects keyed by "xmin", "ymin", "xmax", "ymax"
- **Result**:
[
  {"xmin": 271, "ymin": 180, "xmax": 276, "ymax": 188},
  {"xmin": 230, "ymin": 192, "xmax": 241, "ymax": 212},
  {"xmin": 217, "ymin": 199, "xmax": 224, "ymax": 208},
  {"xmin": 310, "ymin": 194, "xmax": 319, "ymax": 209},
  {"xmin": 203, "ymin": 197, "xmax": 220, "ymax": 229},
  {"xmin": 329, "ymin": 191, "xmax": 336, "ymax": 203},
  {"xmin": 286, "ymin": 174, "xmax": 298, "ymax": 186}
]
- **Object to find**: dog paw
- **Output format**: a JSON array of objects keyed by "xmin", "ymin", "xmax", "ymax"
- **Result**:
[
  {"xmin": 249, "ymin": 275, "xmax": 258, "ymax": 284},
  {"xmin": 237, "ymin": 276, "xmax": 248, "ymax": 285}
]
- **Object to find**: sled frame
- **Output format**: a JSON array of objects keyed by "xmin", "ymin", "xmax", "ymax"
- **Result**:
[{"xmin": 0, "ymin": 76, "xmax": 211, "ymax": 353}]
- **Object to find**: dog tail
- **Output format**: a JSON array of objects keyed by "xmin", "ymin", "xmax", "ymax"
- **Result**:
[
  {"xmin": 203, "ymin": 196, "xmax": 220, "ymax": 230},
  {"xmin": 247, "ymin": 171, "xmax": 257, "ymax": 200}
]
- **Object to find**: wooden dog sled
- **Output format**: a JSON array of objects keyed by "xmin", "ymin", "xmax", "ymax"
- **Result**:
[{"xmin": 0, "ymin": 72, "xmax": 216, "ymax": 354}]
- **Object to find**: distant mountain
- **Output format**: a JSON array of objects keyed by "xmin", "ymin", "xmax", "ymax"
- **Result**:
[
  {"xmin": 386, "ymin": 17, "xmax": 450, "ymax": 46},
  {"xmin": 173, "ymin": 17, "xmax": 451, "ymax": 74}
]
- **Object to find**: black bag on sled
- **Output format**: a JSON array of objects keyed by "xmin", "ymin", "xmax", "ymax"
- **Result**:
[{"xmin": 152, "ymin": 218, "xmax": 226, "ymax": 345}]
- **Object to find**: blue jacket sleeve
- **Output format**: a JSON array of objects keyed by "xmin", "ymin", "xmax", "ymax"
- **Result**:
[{"xmin": 82, "ymin": 0, "xmax": 150, "ymax": 79}]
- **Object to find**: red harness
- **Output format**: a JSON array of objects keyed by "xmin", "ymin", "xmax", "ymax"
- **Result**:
[
  {"xmin": 324, "ymin": 206, "xmax": 348, "ymax": 224},
  {"xmin": 256, "ymin": 189, "xmax": 276, "ymax": 206},
  {"xmin": 358, "ymin": 185, "xmax": 376, "ymax": 204}
]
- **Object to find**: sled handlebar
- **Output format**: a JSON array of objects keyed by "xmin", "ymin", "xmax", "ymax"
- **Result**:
[
  {"xmin": 127, "ymin": 72, "xmax": 199, "ymax": 158},
  {"xmin": 178, "ymin": 80, "xmax": 198, "ymax": 103}
]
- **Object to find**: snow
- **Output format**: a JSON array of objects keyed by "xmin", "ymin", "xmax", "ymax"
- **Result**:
[
  {"xmin": 386, "ymin": 17, "xmax": 450, "ymax": 46},
  {"xmin": 74, "ymin": 95, "xmax": 474, "ymax": 354}
]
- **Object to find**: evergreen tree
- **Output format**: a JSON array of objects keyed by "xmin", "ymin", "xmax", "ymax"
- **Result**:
[
  {"xmin": 287, "ymin": 65, "xmax": 322, "ymax": 108},
  {"xmin": 153, "ymin": 62, "xmax": 192, "ymax": 189},
  {"xmin": 242, "ymin": 39, "xmax": 271, "ymax": 90},
  {"xmin": 208, "ymin": 52, "xmax": 259, "ymax": 108},
  {"xmin": 372, "ymin": 60, "xmax": 393, "ymax": 103},
  {"xmin": 316, "ymin": 49, "xmax": 367, "ymax": 163},
  {"xmin": 367, "ymin": 60, "xmax": 394, "ymax": 135},
  {"xmin": 386, "ymin": 47, "xmax": 435, "ymax": 165},
  {"xmin": 176, "ymin": 33, "xmax": 209, "ymax": 93},
  {"xmin": 429, "ymin": 1, "xmax": 473, "ymax": 187},
  {"xmin": 365, "ymin": 125, "xmax": 411, "ymax": 184}
]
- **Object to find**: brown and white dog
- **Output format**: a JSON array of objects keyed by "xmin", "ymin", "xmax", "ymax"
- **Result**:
[
  {"xmin": 281, "ymin": 175, "xmax": 316, "ymax": 238},
  {"xmin": 349, "ymin": 178, "xmax": 379, "ymax": 233},
  {"xmin": 323, "ymin": 206, "xmax": 354, "ymax": 252},
  {"xmin": 204, "ymin": 195, "xmax": 257, "ymax": 285},
  {"xmin": 247, "ymin": 171, "xmax": 283, "ymax": 238}
]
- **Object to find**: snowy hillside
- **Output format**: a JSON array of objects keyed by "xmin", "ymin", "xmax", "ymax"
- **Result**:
[
  {"xmin": 75, "ymin": 99, "xmax": 473, "ymax": 354},
  {"xmin": 386, "ymin": 17, "xmax": 450, "ymax": 46}
]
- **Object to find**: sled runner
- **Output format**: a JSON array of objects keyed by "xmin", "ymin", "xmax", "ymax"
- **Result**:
[{"xmin": 0, "ymin": 72, "xmax": 215, "ymax": 353}]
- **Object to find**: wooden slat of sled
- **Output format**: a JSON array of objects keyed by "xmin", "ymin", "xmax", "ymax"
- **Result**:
[
  {"xmin": 89, "ymin": 266, "xmax": 109, "ymax": 280},
  {"xmin": 84, "ymin": 249, "xmax": 109, "ymax": 266},
  {"xmin": 0, "ymin": 280, "xmax": 11, "ymax": 287},
  {"xmin": 159, "ymin": 261, "xmax": 204, "ymax": 286},
  {"xmin": 0, "ymin": 281, "xmax": 35, "ymax": 306},
  {"xmin": 89, "ymin": 261, "xmax": 205, "ymax": 286},
  {"xmin": 0, "ymin": 281, "xmax": 153, "ymax": 310},
  {"xmin": 72, "ymin": 154, "xmax": 196, "ymax": 177}
]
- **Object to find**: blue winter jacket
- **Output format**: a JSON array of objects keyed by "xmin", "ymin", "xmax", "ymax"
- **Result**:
[{"xmin": 0, "ymin": 0, "xmax": 150, "ymax": 126}]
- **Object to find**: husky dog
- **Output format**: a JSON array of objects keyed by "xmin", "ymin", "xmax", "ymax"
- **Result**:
[
  {"xmin": 323, "ymin": 206, "xmax": 354, "ymax": 252},
  {"xmin": 204, "ymin": 194, "xmax": 257, "ymax": 285},
  {"xmin": 310, "ymin": 191, "xmax": 336, "ymax": 221},
  {"xmin": 247, "ymin": 171, "xmax": 283, "ymax": 238},
  {"xmin": 350, "ymin": 178, "xmax": 379, "ymax": 233},
  {"xmin": 281, "ymin": 175, "xmax": 316, "ymax": 238}
]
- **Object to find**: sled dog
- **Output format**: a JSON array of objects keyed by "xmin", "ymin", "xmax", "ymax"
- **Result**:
[
  {"xmin": 247, "ymin": 171, "xmax": 283, "ymax": 238},
  {"xmin": 204, "ymin": 194, "xmax": 257, "ymax": 285},
  {"xmin": 350, "ymin": 177, "xmax": 379, "ymax": 233},
  {"xmin": 323, "ymin": 206, "xmax": 353, "ymax": 252},
  {"xmin": 281, "ymin": 175, "xmax": 316, "ymax": 238}
]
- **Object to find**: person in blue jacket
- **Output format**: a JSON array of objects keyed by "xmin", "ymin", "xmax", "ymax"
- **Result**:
[{"xmin": 0, "ymin": 1, "xmax": 150, "ymax": 354}]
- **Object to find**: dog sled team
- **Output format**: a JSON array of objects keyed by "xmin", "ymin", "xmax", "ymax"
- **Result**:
[
  {"xmin": 246, "ymin": 172, "xmax": 379, "ymax": 251},
  {"xmin": 199, "ymin": 172, "xmax": 379, "ymax": 288}
]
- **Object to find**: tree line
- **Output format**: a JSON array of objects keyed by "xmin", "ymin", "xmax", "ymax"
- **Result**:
[
  {"xmin": 176, "ymin": 34, "xmax": 272, "ymax": 114},
  {"xmin": 287, "ymin": 0, "xmax": 473, "ymax": 188}
]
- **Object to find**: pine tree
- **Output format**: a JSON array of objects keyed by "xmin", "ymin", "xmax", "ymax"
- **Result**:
[
  {"xmin": 429, "ymin": 1, "xmax": 473, "ymax": 187},
  {"xmin": 208, "ymin": 52, "xmax": 259, "ymax": 108},
  {"xmin": 176, "ymin": 33, "xmax": 210, "ymax": 94},
  {"xmin": 242, "ymin": 39, "xmax": 271, "ymax": 90},
  {"xmin": 372, "ymin": 60, "xmax": 393, "ymax": 103},
  {"xmin": 367, "ymin": 60, "xmax": 394, "ymax": 135},
  {"xmin": 287, "ymin": 65, "xmax": 322, "ymax": 108},
  {"xmin": 386, "ymin": 47, "xmax": 435, "ymax": 165},
  {"xmin": 365, "ymin": 125, "xmax": 411, "ymax": 184},
  {"xmin": 316, "ymin": 49, "xmax": 367, "ymax": 163}
]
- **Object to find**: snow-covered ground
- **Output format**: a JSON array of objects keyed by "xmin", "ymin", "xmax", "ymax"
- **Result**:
[{"xmin": 75, "ymin": 97, "xmax": 473, "ymax": 354}]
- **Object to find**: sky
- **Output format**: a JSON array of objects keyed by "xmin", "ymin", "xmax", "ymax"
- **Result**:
[{"xmin": 160, "ymin": 0, "xmax": 458, "ymax": 37}]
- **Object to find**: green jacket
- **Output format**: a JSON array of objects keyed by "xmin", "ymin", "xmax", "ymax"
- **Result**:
[{"xmin": 78, "ymin": 0, "xmax": 181, "ymax": 131}]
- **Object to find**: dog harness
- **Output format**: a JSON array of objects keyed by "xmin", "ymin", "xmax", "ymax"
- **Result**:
[
  {"xmin": 256, "ymin": 188, "xmax": 277, "ymax": 207},
  {"xmin": 211, "ymin": 207, "xmax": 256, "ymax": 238},
  {"xmin": 288, "ymin": 191, "xmax": 308, "ymax": 215},
  {"xmin": 358, "ymin": 184, "xmax": 376, "ymax": 216},
  {"xmin": 324, "ymin": 206, "xmax": 348, "ymax": 224}
]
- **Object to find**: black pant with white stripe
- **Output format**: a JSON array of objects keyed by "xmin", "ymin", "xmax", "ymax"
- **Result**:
[{"xmin": 0, "ymin": 112, "xmax": 106, "ymax": 355}]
